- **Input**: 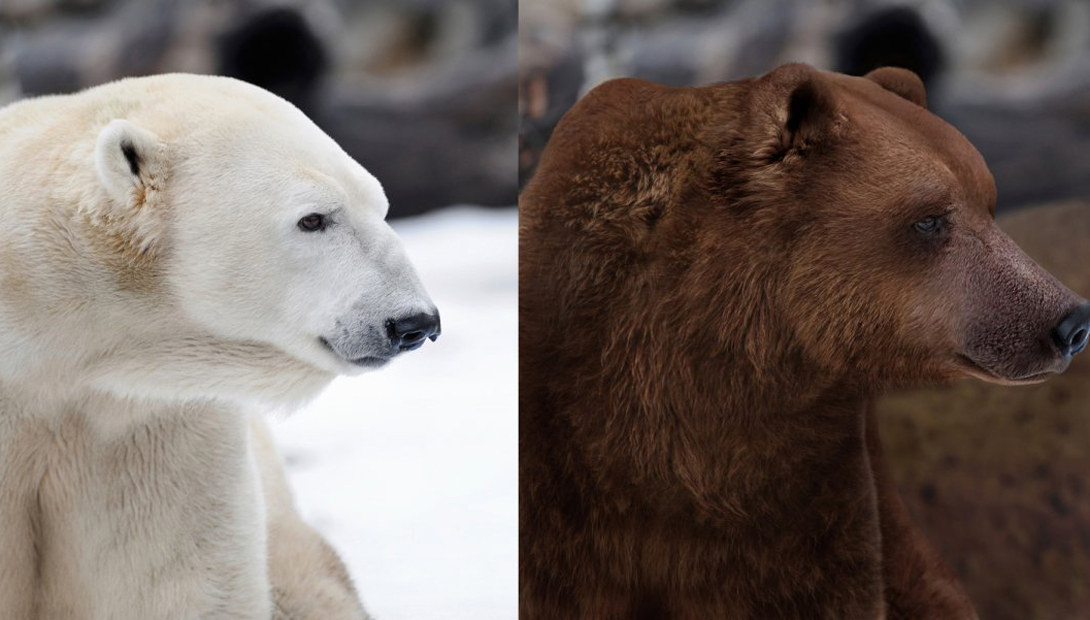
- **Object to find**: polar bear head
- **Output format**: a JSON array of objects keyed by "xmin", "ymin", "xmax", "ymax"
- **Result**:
[{"xmin": 32, "ymin": 75, "xmax": 438, "ymax": 405}]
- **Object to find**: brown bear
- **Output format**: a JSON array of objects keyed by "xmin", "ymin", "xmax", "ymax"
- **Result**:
[
  {"xmin": 519, "ymin": 63, "xmax": 1090, "ymax": 619},
  {"xmin": 878, "ymin": 200, "xmax": 1090, "ymax": 620}
]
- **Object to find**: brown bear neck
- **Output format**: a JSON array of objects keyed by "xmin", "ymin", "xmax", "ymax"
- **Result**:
[
  {"xmin": 519, "ymin": 222, "xmax": 888, "ymax": 599},
  {"xmin": 521, "ymin": 349, "xmax": 884, "ymax": 612},
  {"xmin": 529, "ymin": 347, "xmax": 873, "ymax": 519}
]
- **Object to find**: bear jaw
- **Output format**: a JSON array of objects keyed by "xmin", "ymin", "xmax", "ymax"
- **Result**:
[{"xmin": 80, "ymin": 335, "xmax": 337, "ymax": 410}]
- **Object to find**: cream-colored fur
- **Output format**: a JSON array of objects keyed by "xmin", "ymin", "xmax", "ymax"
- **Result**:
[{"xmin": 0, "ymin": 74, "xmax": 434, "ymax": 619}]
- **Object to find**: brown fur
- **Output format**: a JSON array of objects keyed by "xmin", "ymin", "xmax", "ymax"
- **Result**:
[{"xmin": 519, "ymin": 64, "xmax": 1085, "ymax": 619}]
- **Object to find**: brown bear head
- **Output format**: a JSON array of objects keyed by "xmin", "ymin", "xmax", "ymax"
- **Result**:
[{"xmin": 521, "ymin": 63, "xmax": 1090, "ymax": 407}]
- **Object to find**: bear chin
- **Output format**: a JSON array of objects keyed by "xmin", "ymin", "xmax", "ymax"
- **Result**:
[
  {"xmin": 80, "ymin": 337, "xmax": 339, "ymax": 410},
  {"xmin": 317, "ymin": 336, "xmax": 392, "ymax": 370},
  {"xmin": 951, "ymin": 353, "xmax": 1065, "ymax": 386}
]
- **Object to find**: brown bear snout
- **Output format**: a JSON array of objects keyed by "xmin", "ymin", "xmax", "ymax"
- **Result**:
[
  {"xmin": 1053, "ymin": 303, "xmax": 1090, "ymax": 359},
  {"xmin": 953, "ymin": 224, "xmax": 1089, "ymax": 384}
]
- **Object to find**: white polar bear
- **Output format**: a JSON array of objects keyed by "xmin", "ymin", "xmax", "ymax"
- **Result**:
[{"xmin": 0, "ymin": 74, "xmax": 440, "ymax": 620}]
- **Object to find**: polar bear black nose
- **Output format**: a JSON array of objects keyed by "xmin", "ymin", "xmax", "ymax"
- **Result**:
[
  {"xmin": 389, "ymin": 312, "xmax": 441, "ymax": 352},
  {"xmin": 1053, "ymin": 303, "xmax": 1090, "ymax": 359}
]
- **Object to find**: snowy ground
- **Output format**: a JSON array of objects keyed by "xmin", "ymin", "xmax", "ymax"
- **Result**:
[{"xmin": 268, "ymin": 207, "xmax": 517, "ymax": 620}]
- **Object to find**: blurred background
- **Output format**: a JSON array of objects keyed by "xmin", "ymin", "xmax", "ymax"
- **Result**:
[
  {"xmin": 0, "ymin": 1, "xmax": 517, "ymax": 619},
  {"xmin": 520, "ymin": 1, "xmax": 1090, "ymax": 618},
  {"xmin": 1, "ymin": 0, "xmax": 517, "ymax": 216}
]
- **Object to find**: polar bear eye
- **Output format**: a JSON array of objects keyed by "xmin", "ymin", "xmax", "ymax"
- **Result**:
[{"xmin": 297, "ymin": 213, "xmax": 327, "ymax": 232}]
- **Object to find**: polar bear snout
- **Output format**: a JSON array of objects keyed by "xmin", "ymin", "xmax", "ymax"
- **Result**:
[
  {"xmin": 319, "ymin": 306, "xmax": 440, "ymax": 370},
  {"xmin": 388, "ymin": 311, "xmax": 441, "ymax": 352}
]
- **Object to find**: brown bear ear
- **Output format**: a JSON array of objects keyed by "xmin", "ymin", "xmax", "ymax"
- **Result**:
[
  {"xmin": 864, "ymin": 66, "xmax": 928, "ymax": 109},
  {"xmin": 754, "ymin": 63, "xmax": 841, "ymax": 159}
]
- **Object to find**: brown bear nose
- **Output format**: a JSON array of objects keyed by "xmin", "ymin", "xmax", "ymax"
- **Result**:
[{"xmin": 1053, "ymin": 303, "xmax": 1090, "ymax": 359}]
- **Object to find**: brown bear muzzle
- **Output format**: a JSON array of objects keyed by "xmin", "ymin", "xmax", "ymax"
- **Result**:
[
  {"xmin": 958, "ymin": 296, "xmax": 1088, "ymax": 384},
  {"xmin": 952, "ymin": 224, "xmax": 1089, "ymax": 385}
]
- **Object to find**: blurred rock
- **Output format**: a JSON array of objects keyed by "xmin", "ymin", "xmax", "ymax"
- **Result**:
[
  {"xmin": 833, "ymin": 5, "xmax": 945, "ymax": 88},
  {"xmin": 0, "ymin": 0, "xmax": 61, "ymax": 23},
  {"xmin": 518, "ymin": 23, "xmax": 583, "ymax": 188},
  {"xmin": 11, "ymin": 19, "xmax": 88, "ymax": 94},
  {"xmin": 217, "ymin": 5, "xmax": 328, "ymax": 114},
  {"xmin": 319, "ymin": 38, "xmax": 517, "ymax": 215},
  {"xmin": 938, "ymin": 95, "xmax": 1090, "ymax": 213}
]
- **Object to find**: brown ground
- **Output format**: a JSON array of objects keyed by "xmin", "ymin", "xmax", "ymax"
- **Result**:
[{"xmin": 879, "ymin": 201, "xmax": 1090, "ymax": 620}]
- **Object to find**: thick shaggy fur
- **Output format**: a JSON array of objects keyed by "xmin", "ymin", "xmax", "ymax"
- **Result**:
[
  {"xmin": 519, "ymin": 64, "xmax": 1084, "ymax": 619},
  {"xmin": 0, "ymin": 75, "xmax": 435, "ymax": 619}
]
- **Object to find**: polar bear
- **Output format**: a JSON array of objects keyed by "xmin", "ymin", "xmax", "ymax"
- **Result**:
[{"xmin": 0, "ymin": 74, "xmax": 439, "ymax": 619}]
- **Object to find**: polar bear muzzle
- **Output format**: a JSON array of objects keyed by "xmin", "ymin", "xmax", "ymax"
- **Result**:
[{"xmin": 319, "ymin": 309, "xmax": 440, "ymax": 368}]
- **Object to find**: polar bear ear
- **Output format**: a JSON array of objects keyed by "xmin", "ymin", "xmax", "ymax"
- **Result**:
[
  {"xmin": 864, "ymin": 66, "xmax": 928, "ymax": 109},
  {"xmin": 95, "ymin": 119, "xmax": 165, "ymax": 205},
  {"xmin": 93, "ymin": 119, "xmax": 167, "ymax": 252}
]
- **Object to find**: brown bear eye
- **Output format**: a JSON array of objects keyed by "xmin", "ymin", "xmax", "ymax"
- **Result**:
[
  {"xmin": 913, "ymin": 216, "xmax": 943, "ymax": 234},
  {"xmin": 297, "ymin": 213, "xmax": 327, "ymax": 232}
]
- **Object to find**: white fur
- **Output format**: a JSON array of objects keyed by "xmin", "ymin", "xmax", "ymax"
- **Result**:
[{"xmin": 0, "ymin": 74, "xmax": 432, "ymax": 619}]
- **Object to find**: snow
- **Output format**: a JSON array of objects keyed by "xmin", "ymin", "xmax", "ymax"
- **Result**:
[{"xmin": 267, "ymin": 207, "xmax": 517, "ymax": 620}]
